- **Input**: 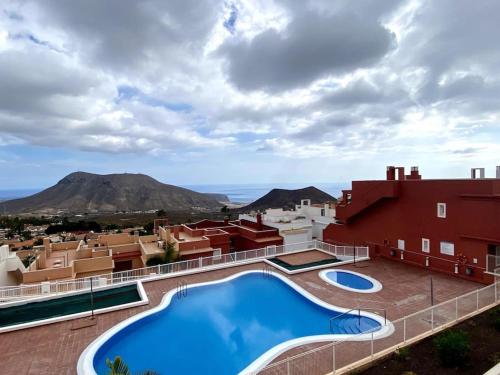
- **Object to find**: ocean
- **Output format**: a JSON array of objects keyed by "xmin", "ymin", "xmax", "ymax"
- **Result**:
[
  {"xmin": 182, "ymin": 183, "xmax": 349, "ymax": 203},
  {"xmin": 0, "ymin": 183, "xmax": 349, "ymax": 204},
  {"xmin": 0, "ymin": 189, "xmax": 41, "ymax": 202}
]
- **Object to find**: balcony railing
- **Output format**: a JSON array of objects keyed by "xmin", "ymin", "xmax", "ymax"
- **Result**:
[{"xmin": 0, "ymin": 240, "xmax": 368, "ymax": 303}]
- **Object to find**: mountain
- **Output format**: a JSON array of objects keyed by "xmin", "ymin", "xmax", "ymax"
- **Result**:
[
  {"xmin": 240, "ymin": 186, "xmax": 337, "ymax": 212},
  {"xmin": 203, "ymin": 193, "xmax": 230, "ymax": 203},
  {"xmin": 0, "ymin": 172, "xmax": 223, "ymax": 214}
]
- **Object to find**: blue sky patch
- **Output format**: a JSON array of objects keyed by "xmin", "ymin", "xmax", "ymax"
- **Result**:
[
  {"xmin": 223, "ymin": 4, "xmax": 238, "ymax": 34},
  {"xmin": 117, "ymin": 85, "xmax": 193, "ymax": 112}
]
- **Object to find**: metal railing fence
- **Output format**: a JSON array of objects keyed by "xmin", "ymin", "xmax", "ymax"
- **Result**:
[
  {"xmin": 0, "ymin": 240, "xmax": 368, "ymax": 302},
  {"xmin": 257, "ymin": 279, "xmax": 500, "ymax": 374}
]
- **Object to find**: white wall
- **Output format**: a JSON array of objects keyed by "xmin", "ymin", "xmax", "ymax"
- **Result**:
[
  {"xmin": 283, "ymin": 230, "xmax": 310, "ymax": 245},
  {"xmin": 239, "ymin": 198, "xmax": 337, "ymax": 242},
  {"xmin": 0, "ymin": 245, "xmax": 23, "ymax": 286},
  {"xmin": 312, "ymin": 222, "xmax": 328, "ymax": 241}
]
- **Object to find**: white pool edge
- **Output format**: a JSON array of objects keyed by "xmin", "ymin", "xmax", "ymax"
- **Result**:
[
  {"xmin": 319, "ymin": 269, "xmax": 383, "ymax": 294},
  {"xmin": 0, "ymin": 281, "xmax": 149, "ymax": 334},
  {"xmin": 77, "ymin": 270, "xmax": 394, "ymax": 375}
]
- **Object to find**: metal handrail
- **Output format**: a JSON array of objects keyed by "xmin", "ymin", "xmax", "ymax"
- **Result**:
[
  {"xmin": 360, "ymin": 307, "xmax": 387, "ymax": 325},
  {"xmin": 329, "ymin": 307, "xmax": 387, "ymax": 332},
  {"xmin": 176, "ymin": 280, "xmax": 187, "ymax": 299},
  {"xmin": 329, "ymin": 308, "xmax": 358, "ymax": 332},
  {"xmin": 261, "ymin": 264, "xmax": 273, "ymax": 278}
]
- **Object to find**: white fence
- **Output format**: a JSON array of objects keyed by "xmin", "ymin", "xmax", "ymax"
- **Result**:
[
  {"xmin": 486, "ymin": 254, "xmax": 500, "ymax": 276},
  {"xmin": 0, "ymin": 240, "xmax": 368, "ymax": 302},
  {"xmin": 256, "ymin": 279, "xmax": 500, "ymax": 375}
]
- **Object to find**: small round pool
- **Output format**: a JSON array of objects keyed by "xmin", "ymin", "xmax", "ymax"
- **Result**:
[{"xmin": 319, "ymin": 269, "xmax": 382, "ymax": 293}]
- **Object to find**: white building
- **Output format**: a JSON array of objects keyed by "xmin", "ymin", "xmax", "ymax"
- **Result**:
[
  {"xmin": 239, "ymin": 199, "xmax": 336, "ymax": 245},
  {"xmin": 0, "ymin": 244, "xmax": 25, "ymax": 286}
]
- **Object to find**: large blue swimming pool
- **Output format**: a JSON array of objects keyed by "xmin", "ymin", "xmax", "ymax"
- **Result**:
[{"xmin": 88, "ymin": 272, "xmax": 384, "ymax": 375}]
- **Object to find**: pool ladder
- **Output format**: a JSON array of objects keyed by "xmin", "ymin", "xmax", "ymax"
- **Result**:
[
  {"xmin": 329, "ymin": 307, "xmax": 387, "ymax": 333},
  {"xmin": 262, "ymin": 264, "xmax": 273, "ymax": 278},
  {"xmin": 176, "ymin": 280, "xmax": 188, "ymax": 299}
]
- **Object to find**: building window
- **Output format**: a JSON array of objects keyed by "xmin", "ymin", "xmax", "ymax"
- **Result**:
[
  {"xmin": 422, "ymin": 238, "xmax": 430, "ymax": 253},
  {"xmin": 321, "ymin": 208, "xmax": 325, "ymax": 216},
  {"xmin": 437, "ymin": 203, "xmax": 446, "ymax": 218},
  {"xmin": 440, "ymin": 241, "xmax": 455, "ymax": 256},
  {"xmin": 213, "ymin": 248, "xmax": 221, "ymax": 260},
  {"xmin": 397, "ymin": 239, "xmax": 405, "ymax": 250}
]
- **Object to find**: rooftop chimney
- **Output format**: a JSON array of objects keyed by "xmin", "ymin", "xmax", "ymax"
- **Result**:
[
  {"xmin": 173, "ymin": 226, "xmax": 180, "ymax": 239},
  {"xmin": 471, "ymin": 168, "xmax": 485, "ymax": 179},
  {"xmin": 386, "ymin": 166, "xmax": 396, "ymax": 181},
  {"xmin": 406, "ymin": 166, "xmax": 422, "ymax": 180},
  {"xmin": 496, "ymin": 166, "xmax": 500, "ymax": 179},
  {"xmin": 256, "ymin": 213, "xmax": 263, "ymax": 230},
  {"xmin": 396, "ymin": 167, "xmax": 405, "ymax": 180}
]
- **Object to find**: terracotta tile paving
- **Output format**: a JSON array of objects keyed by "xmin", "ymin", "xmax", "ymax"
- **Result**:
[{"xmin": 0, "ymin": 254, "xmax": 483, "ymax": 375}]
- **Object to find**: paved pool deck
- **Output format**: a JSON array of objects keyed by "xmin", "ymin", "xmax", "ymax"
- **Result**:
[{"xmin": 0, "ymin": 253, "xmax": 483, "ymax": 375}]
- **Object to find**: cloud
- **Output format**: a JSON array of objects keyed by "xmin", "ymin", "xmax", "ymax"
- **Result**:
[
  {"xmin": 219, "ymin": 10, "xmax": 396, "ymax": 92},
  {"xmin": 35, "ymin": 0, "xmax": 223, "ymax": 74},
  {"xmin": 0, "ymin": 0, "xmax": 500, "ymax": 185}
]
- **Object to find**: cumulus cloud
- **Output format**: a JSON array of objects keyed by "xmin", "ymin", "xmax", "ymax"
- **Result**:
[
  {"xmin": 0, "ymin": 0, "xmax": 499, "ymax": 182},
  {"xmin": 219, "ymin": 10, "xmax": 395, "ymax": 92}
]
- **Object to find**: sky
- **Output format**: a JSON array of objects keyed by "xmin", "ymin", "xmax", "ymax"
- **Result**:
[{"xmin": 0, "ymin": 0, "xmax": 499, "ymax": 189}]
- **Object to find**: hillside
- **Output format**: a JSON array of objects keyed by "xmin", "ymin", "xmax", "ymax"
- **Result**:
[
  {"xmin": 203, "ymin": 193, "xmax": 230, "ymax": 203},
  {"xmin": 240, "ymin": 186, "xmax": 336, "ymax": 212},
  {"xmin": 0, "ymin": 172, "xmax": 223, "ymax": 214}
]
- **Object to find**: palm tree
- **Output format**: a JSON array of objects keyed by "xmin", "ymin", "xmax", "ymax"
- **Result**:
[{"xmin": 106, "ymin": 356, "xmax": 158, "ymax": 375}]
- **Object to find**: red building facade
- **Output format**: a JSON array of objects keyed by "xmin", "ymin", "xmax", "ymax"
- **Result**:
[
  {"xmin": 186, "ymin": 216, "xmax": 283, "ymax": 252},
  {"xmin": 324, "ymin": 166, "xmax": 500, "ymax": 284},
  {"xmin": 166, "ymin": 215, "xmax": 283, "ymax": 260}
]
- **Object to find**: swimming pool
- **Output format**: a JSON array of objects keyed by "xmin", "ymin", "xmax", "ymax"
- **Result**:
[
  {"xmin": 319, "ymin": 269, "xmax": 383, "ymax": 293},
  {"xmin": 78, "ymin": 271, "xmax": 392, "ymax": 375}
]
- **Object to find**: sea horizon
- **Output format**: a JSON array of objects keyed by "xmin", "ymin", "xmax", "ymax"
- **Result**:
[{"xmin": 0, "ymin": 182, "xmax": 349, "ymax": 204}]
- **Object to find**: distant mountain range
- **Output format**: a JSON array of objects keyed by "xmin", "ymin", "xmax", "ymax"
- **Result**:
[
  {"xmin": 240, "ymin": 186, "xmax": 336, "ymax": 212},
  {"xmin": 0, "ymin": 172, "xmax": 228, "ymax": 214}
]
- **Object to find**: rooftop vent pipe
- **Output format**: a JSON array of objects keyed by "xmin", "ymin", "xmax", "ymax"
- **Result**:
[{"xmin": 471, "ymin": 168, "xmax": 485, "ymax": 179}]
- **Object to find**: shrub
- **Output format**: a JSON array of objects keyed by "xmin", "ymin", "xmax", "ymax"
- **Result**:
[
  {"xmin": 489, "ymin": 352, "xmax": 500, "ymax": 366},
  {"xmin": 145, "ymin": 256, "xmax": 163, "ymax": 267},
  {"xmin": 494, "ymin": 316, "xmax": 500, "ymax": 332},
  {"xmin": 394, "ymin": 346, "xmax": 410, "ymax": 362},
  {"xmin": 433, "ymin": 330, "xmax": 470, "ymax": 367}
]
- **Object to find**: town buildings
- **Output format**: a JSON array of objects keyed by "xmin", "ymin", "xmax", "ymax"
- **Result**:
[
  {"xmin": 159, "ymin": 216, "xmax": 283, "ymax": 260},
  {"xmin": 324, "ymin": 166, "xmax": 500, "ymax": 284},
  {"xmin": 239, "ymin": 199, "xmax": 336, "ymax": 244},
  {"xmin": 0, "ymin": 217, "xmax": 284, "ymax": 285}
]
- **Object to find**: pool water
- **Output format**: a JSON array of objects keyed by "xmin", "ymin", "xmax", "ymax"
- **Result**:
[
  {"xmin": 91, "ymin": 272, "xmax": 382, "ymax": 375},
  {"xmin": 0, "ymin": 284, "xmax": 141, "ymax": 328},
  {"xmin": 328, "ymin": 271, "xmax": 374, "ymax": 290}
]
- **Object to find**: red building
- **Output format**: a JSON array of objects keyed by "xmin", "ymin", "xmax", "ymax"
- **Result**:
[
  {"xmin": 324, "ymin": 166, "xmax": 500, "ymax": 284},
  {"xmin": 162, "ymin": 214, "xmax": 283, "ymax": 260}
]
